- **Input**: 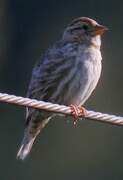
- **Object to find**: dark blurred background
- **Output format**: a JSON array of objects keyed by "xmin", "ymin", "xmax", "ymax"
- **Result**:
[{"xmin": 0, "ymin": 0, "xmax": 123, "ymax": 179}]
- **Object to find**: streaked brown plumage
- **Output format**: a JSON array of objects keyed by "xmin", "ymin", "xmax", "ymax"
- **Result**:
[{"xmin": 17, "ymin": 17, "xmax": 108, "ymax": 160}]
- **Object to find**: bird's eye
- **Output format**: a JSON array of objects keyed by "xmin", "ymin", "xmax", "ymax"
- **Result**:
[{"xmin": 82, "ymin": 24, "xmax": 88, "ymax": 30}]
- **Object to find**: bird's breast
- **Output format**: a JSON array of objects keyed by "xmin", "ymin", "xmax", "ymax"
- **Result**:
[{"xmin": 69, "ymin": 46, "xmax": 102, "ymax": 106}]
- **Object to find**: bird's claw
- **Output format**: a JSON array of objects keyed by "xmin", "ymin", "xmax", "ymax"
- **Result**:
[{"xmin": 70, "ymin": 104, "xmax": 86, "ymax": 125}]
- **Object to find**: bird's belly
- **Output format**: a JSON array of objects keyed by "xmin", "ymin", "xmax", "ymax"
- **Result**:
[{"xmin": 69, "ymin": 60, "xmax": 101, "ymax": 106}]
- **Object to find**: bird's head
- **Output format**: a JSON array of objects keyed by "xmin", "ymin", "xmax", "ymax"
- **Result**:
[{"xmin": 63, "ymin": 17, "xmax": 108, "ymax": 48}]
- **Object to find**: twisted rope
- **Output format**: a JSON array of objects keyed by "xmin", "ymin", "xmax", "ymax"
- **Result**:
[{"xmin": 0, "ymin": 92, "xmax": 122, "ymax": 126}]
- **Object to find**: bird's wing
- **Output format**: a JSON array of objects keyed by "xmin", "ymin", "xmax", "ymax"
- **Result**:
[
  {"xmin": 27, "ymin": 55, "xmax": 73, "ymax": 101},
  {"xmin": 26, "ymin": 44, "xmax": 77, "ymax": 122}
]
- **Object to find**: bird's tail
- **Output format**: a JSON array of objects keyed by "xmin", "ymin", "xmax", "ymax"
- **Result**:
[
  {"xmin": 17, "ymin": 117, "xmax": 51, "ymax": 160},
  {"xmin": 17, "ymin": 132, "xmax": 38, "ymax": 160}
]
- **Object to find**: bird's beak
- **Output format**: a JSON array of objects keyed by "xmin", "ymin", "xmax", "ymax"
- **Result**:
[{"xmin": 94, "ymin": 24, "xmax": 108, "ymax": 35}]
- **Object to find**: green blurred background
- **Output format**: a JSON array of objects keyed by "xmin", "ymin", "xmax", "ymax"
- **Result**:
[{"xmin": 0, "ymin": 0, "xmax": 123, "ymax": 179}]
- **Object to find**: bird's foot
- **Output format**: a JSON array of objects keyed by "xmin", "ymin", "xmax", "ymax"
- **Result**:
[{"xmin": 70, "ymin": 104, "xmax": 86, "ymax": 126}]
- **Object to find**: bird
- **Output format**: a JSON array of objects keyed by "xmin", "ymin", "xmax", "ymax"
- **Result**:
[{"xmin": 17, "ymin": 17, "xmax": 108, "ymax": 160}]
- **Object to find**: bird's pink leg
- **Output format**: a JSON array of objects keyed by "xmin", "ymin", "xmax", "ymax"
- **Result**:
[{"xmin": 70, "ymin": 104, "xmax": 86, "ymax": 125}]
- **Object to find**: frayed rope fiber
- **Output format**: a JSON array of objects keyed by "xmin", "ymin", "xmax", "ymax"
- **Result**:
[{"xmin": 0, "ymin": 92, "xmax": 122, "ymax": 126}]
